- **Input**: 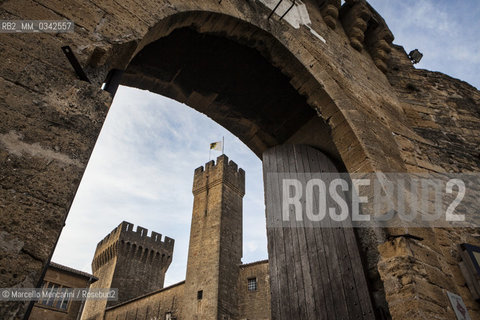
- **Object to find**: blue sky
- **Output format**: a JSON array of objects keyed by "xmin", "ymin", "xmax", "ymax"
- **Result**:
[
  {"xmin": 369, "ymin": 0, "xmax": 480, "ymax": 89},
  {"xmin": 52, "ymin": 0, "xmax": 480, "ymax": 286}
]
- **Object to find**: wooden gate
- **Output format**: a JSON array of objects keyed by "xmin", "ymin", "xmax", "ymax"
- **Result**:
[{"xmin": 263, "ymin": 144, "xmax": 375, "ymax": 320}]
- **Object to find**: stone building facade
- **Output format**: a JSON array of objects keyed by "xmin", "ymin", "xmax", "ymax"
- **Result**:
[
  {"xmin": 82, "ymin": 156, "xmax": 271, "ymax": 320},
  {"xmin": 29, "ymin": 262, "xmax": 97, "ymax": 320}
]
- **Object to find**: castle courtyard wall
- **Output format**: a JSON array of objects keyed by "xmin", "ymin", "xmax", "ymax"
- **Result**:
[
  {"xmin": 104, "ymin": 281, "xmax": 185, "ymax": 320},
  {"xmin": 237, "ymin": 260, "xmax": 271, "ymax": 320}
]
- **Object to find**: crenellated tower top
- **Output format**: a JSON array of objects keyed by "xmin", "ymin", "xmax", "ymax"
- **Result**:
[
  {"xmin": 92, "ymin": 221, "xmax": 174, "ymax": 273},
  {"xmin": 192, "ymin": 154, "xmax": 245, "ymax": 197}
]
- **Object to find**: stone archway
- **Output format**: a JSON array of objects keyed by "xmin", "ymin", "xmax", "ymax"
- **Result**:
[
  {"xmin": 115, "ymin": 14, "xmax": 384, "ymax": 318},
  {"xmin": 1, "ymin": 2, "xmax": 401, "ymax": 318},
  {"xmin": 4, "ymin": 1, "xmax": 476, "ymax": 319},
  {"xmin": 114, "ymin": 13, "xmax": 399, "ymax": 317}
]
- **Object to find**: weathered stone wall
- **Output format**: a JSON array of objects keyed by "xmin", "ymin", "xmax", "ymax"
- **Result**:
[
  {"xmin": 237, "ymin": 260, "xmax": 271, "ymax": 320},
  {"xmin": 0, "ymin": 22, "xmax": 110, "ymax": 317},
  {"xmin": 104, "ymin": 281, "xmax": 185, "ymax": 320},
  {"xmin": 0, "ymin": 3, "xmax": 111, "ymax": 319},
  {"xmin": 386, "ymin": 44, "xmax": 480, "ymax": 173},
  {"xmin": 1, "ymin": 0, "xmax": 479, "ymax": 319},
  {"xmin": 373, "ymin": 45, "xmax": 480, "ymax": 320}
]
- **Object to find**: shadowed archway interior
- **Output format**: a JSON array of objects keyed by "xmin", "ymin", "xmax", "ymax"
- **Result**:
[{"xmin": 121, "ymin": 27, "xmax": 339, "ymax": 160}]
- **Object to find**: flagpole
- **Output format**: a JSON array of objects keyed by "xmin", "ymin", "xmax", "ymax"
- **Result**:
[{"xmin": 222, "ymin": 136, "xmax": 224, "ymax": 155}]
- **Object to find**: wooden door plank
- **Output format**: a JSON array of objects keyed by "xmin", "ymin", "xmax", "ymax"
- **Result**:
[
  {"xmin": 318, "ymin": 150, "xmax": 374, "ymax": 318},
  {"xmin": 290, "ymin": 145, "xmax": 321, "ymax": 320},
  {"xmin": 299, "ymin": 145, "xmax": 333, "ymax": 319},
  {"xmin": 264, "ymin": 147, "xmax": 292, "ymax": 319},
  {"xmin": 263, "ymin": 144, "xmax": 375, "ymax": 320},
  {"xmin": 306, "ymin": 147, "xmax": 350, "ymax": 319},
  {"xmin": 285, "ymin": 145, "xmax": 308, "ymax": 318}
]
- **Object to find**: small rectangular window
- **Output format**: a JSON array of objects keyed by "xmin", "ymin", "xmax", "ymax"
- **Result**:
[
  {"xmin": 197, "ymin": 290, "xmax": 203, "ymax": 300},
  {"xmin": 247, "ymin": 278, "xmax": 257, "ymax": 291},
  {"xmin": 38, "ymin": 281, "xmax": 71, "ymax": 311}
]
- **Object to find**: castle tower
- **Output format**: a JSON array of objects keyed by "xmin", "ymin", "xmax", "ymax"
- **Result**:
[
  {"xmin": 81, "ymin": 222, "xmax": 174, "ymax": 320},
  {"xmin": 183, "ymin": 155, "xmax": 245, "ymax": 320}
]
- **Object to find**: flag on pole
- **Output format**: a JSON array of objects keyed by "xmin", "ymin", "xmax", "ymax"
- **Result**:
[{"xmin": 210, "ymin": 141, "xmax": 223, "ymax": 151}]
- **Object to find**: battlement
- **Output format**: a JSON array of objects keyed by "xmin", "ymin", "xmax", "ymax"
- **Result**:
[
  {"xmin": 92, "ymin": 221, "xmax": 174, "ymax": 272},
  {"xmin": 193, "ymin": 154, "xmax": 245, "ymax": 196},
  {"xmin": 95, "ymin": 221, "xmax": 174, "ymax": 251},
  {"xmin": 118, "ymin": 221, "xmax": 175, "ymax": 250}
]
